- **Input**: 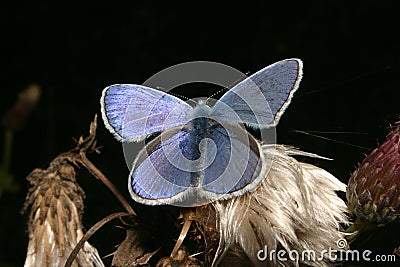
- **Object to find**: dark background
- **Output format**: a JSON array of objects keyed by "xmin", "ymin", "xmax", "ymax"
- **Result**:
[{"xmin": 0, "ymin": 1, "xmax": 399, "ymax": 266}]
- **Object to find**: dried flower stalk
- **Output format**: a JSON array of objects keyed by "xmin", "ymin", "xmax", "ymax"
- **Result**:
[{"xmin": 22, "ymin": 117, "xmax": 106, "ymax": 267}]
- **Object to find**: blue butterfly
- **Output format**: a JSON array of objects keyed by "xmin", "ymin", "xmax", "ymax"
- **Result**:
[{"xmin": 101, "ymin": 59, "xmax": 303, "ymax": 206}]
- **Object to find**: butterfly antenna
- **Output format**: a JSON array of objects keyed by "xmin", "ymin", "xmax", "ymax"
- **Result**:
[
  {"xmin": 207, "ymin": 87, "xmax": 227, "ymax": 100},
  {"xmin": 206, "ymin": 72, "xmax": 250, "ymax": 103},
  {"xmin": 155, "ymin": 86, "xmax": 197, "ymax": 105},
  {"xmin": 292, "ymin": 129, "xmax": 371, "ymax": 150}
]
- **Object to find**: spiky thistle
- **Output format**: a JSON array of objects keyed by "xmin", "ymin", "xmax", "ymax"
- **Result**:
[{"xmin": 347, "ymin": 125, "xmax": 400, "ymax": 225}]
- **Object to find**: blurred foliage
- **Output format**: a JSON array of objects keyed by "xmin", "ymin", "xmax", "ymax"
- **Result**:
[{"xmin": 0, "ymin": 85, "xmax": 40, "ymax": 199}]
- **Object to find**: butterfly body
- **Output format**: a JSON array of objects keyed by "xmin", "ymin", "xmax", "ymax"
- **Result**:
[
  {"xmin": 186, "ymin": 103, "xmax": 213, "ymax": 134},
  {"xmin": 101, "ymin": 59, "xmax": 303, "ymax": 206}
]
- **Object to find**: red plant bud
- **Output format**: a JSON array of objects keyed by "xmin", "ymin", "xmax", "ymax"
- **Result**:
[{"xmin": 347, "ymin": 125, "xmax": 400, "ymax": 224}]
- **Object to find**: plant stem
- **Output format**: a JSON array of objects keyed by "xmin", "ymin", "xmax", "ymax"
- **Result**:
[
  {"xmin": 64, "ymin": 212, "xmax": 130, "ymax": 267},
  {"xmin": 79, "ymin": 151, "xmax": 136, "ymax": 216}
]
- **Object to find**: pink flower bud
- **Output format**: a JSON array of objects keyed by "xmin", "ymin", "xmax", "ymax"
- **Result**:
[{"xmin": 347, "ymin": 126, "xmax": 400, "ymax": 224}]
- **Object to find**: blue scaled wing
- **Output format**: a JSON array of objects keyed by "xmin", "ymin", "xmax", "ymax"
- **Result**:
[
  {"xmin": 211, "ymin": 58, "xmax": 303, "ymax": 128},
  {"xmin": 201, "ymin": 124, "xmax": 264, "ymax": 197},
  {"xmin": 128, "ymin": 128, "xmax": 199, "ymax": 205},
  {"xmin": 128, "ymin": 122, "xmax": 265, "ymax": 205},
  {"xmin": 101, "ymin": 84, "xmax": 192, "ymax": 142}
]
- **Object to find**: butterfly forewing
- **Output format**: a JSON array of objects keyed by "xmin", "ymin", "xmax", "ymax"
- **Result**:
[
  {"xmin": 211, "ymin": 59, "xmax": 302, "ymax": 128},
  {"xmin": 101, "ymin": 84, "xmax": 192, "ymax": 142}
]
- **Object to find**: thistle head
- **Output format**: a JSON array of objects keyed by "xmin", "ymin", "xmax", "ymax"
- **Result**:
[{"xmin": 347, "ymin": 125, "xmax": 400, "ymax": 224}]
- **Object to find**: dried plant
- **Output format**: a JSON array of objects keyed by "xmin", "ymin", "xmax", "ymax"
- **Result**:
[
  {"xmin": 22, "ymin": 117, "xmax": 351, "ymax": 267},
  {"xmin": 22, "ymin": 117, "xmax": 105, "ymax": 267},
  {"xmin": 208, "ymin": 145, "xmax": 348, "ymax": 266},
  {"xmin": 1, "ymin": 84, "xmax": 41, "ymax": 197}
]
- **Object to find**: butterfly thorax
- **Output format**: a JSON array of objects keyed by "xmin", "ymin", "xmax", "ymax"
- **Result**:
[
  {"xmin": 185, "ymin": 102, "xmax": 213, "ymax": 135},
  {"xmin": 187, "ymin": 101, "xmax": 212, "ymax": 118}
]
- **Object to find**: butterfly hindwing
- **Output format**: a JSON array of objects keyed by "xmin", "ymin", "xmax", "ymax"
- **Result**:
[
  {"xmin": 128, "ymin": 121, "xmax": 265, "ymax": 205},
  {"xmin": 201, "ymin": 124, "xmax": 265, "ymax": 196},
  {"xmin": 129, "ymin": 128, "xmax": 197, "ymax": 204}
]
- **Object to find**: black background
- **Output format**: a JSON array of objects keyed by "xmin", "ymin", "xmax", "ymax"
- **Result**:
[{"xmin": 0, "ymin": 1, "xmax": 399, "ymax": 266}]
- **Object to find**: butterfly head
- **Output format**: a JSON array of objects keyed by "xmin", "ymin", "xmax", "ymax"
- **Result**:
[{"xmin": 187, "ymin": 99, "xmax": 212, "ymax": 120}]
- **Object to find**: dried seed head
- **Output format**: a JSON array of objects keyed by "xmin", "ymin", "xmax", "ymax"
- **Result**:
[
  {"xmin": 205, "ymin": 145, "xmax": 348, "ymax": 267},
  {"xmin": 23, "ymin": 156, "xmax": 104, "ymax": 267}
]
